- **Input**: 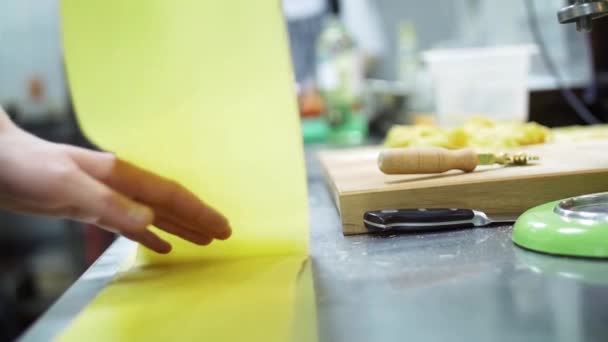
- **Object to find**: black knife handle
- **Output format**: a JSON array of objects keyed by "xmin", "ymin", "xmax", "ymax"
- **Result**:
[{"xmin": 363, "ymin": 208, "xmax": 476, "ymax": 232}]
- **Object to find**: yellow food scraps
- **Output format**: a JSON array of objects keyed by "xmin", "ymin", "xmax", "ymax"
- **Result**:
[
  {"xmin": 552, "ymin": 124, "xmax": 608, "ymax": 143},
  {"xmin": 58, "ymin": 1, "xmax": 316, "ymax": 341},
  {"xmin": 384, "ymin": 117, "xmax": 551, "ymax": 151}
]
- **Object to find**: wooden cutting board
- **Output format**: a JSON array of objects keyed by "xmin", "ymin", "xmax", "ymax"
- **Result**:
[{"xmin": 318, "ymin": 140, "xmax": 608, "ymax": 235}]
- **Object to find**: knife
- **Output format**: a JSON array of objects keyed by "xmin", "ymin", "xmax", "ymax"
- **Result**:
[{"xmin": 363, "ymin": 208, "xmax": 516, "ymax": 232}]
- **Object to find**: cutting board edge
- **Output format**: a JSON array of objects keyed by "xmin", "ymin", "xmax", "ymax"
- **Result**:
[
  {"xmin": 317, "ymin": 151, "xmax": 345, "ymax": 217},
  {"xmin": 336, "ymin": 167, "xmax": 608, "ymax": 196},
  {"xmin": 337, "ymin": 170, "xmax": 608, "ymax": 235}
]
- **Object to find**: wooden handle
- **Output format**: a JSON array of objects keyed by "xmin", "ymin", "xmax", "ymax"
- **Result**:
[{"xmin": 378, "ymin": 147, "xmax": 479, "ymax": 174}]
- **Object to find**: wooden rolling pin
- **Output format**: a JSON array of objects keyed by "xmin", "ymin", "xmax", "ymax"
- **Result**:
[{"xmin": 378, "ymin": 147, "xmax": 539, "ymax": 175}]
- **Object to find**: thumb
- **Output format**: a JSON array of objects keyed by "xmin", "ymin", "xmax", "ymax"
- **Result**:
[{"xmin": 65, "ymin": 170, "xmax": 172, "ymax": 254}]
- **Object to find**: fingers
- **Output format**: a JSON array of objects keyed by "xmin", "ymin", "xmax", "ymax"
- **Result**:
[
  {"xmin": 64, "ymin": 169, "xmax": 171, "ymax": 254},
  {"xmin": 155, "ymin": 215, "xmax": 213, "ymax": 246},
  {"xmin": 61, "ymin": 145, "xmax": 116, "ymax": 179},
  {"xmin": 65, "ymin": 145, "xmax": 231, "ymax": 241},
  {"xmin": 150, "ymin": 188, "xmax": 232, "ymax": 240},
  {"xmin": 122, "ymin": 229, "xmax": 172, "ymax": 254},
  {"xmin": 65, "ymin": 146, "xmax": 231, "ymax": 240},
  {"xmin": 106, "ymin": 160, "xmax": 231, "ymax": 240}
]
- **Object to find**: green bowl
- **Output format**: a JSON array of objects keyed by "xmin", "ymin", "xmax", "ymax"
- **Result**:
[{"xmin": 513, "ymin": 199, "xmax": 608, "ymax": 258}]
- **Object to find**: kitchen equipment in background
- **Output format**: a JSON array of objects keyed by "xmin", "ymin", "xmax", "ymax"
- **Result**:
[
  {"xmin": 0, "ymin": 0, "xmax": 69, "ymax": 123},
  {"xmin": 301, "ymin": 117, "xmax": 331, "ymax": 144},
  {"xmin": 378, "ymin": 147, "xmax": 539, "ymax": 175},
  {"xmin": 298, "ymin": 81, "xmax": 331, "ymax": 144},
  {"xmin": 422, "ymin": 45, "xmax": 537, "ymax": 127},
  {"xmin": 316, "ymin": 2, "xmax": 367, "ymax": 145},
  {"xmin": 318, "ymin": 140, "xmax": 608, "ymax": 235},
  {"xmin": 513, "ymin": 192, "xmax": 608, "ymax": 258},
  {"xmin": 364, "ymin": 79, "xmax": 411, "ymax": 137},
  {"xmin": 397, "ymin": 21, "xmax": 419, "ymax": 84},
  {"xmin": 558, "ymin": 0, "xmax": 608, "ymax": 32},
  {"xmin": 363, "ymin": 208, "xmax": 514, "ymax": 232}
]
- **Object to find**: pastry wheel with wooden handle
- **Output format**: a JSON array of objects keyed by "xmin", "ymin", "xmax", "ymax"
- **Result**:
[{"xmin": 378, "ymin": 147, "xmax": 539, "ymax": 175}]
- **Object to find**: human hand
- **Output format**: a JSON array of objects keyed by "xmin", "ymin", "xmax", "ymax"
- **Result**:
[{"xmin": 0, "ymin": 110, "xmax": 231, "ymax": 253}]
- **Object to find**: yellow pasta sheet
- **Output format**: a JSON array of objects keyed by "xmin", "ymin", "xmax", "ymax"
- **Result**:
[{"xmin": 59, "ymin": 1, "xmax": 314, "ymax": 341}]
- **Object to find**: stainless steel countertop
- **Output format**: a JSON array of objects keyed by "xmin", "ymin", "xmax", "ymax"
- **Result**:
[{"xmin": 21, "ymin": 149, "xmax": 608, "ymax": 342}]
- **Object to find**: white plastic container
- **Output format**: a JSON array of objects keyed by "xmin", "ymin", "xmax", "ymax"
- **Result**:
[{"xmin": 422, "ymin": 45, "xmax": 537, "ymax": 126}]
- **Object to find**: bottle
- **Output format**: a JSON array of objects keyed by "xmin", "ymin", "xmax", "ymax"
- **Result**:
[
  {"xmin": 315, "ymin": 0, "xmax": 366, "ymax": 144},
  {"xmin": 397, "ymin": 21, "xmax": 418, "ymax": 85}
]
